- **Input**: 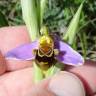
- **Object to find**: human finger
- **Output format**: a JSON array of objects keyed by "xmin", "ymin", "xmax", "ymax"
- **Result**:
[
  {"xmin": 0, "ymin": 26, "xmax": 32, "ymax": 71},
  {"xmin": 0, "ymin": 67, "xmax": 55, "ymax": 96},
  {"xmin": 66, "ymin": 60, "xmax": 96, "ymax": 96},
  {"xmin": 48, "ymin": 71, "xmax": 85, "ymax": 96},
  {"xmin": 0, "ymin": 68, "xmax": 34, "ymax": 96}
]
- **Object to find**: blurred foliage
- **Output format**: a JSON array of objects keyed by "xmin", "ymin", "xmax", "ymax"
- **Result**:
[
  {"xmin": 0, "ymin": 0, "xmax": 24, "ymax": 25},
  {"xmin": 0, "ymin": 0, "xmax": 96, "ymax": 61},
  {"xmin": 0, "ymin": 10, "xmax": 8, "ymax": 27}
]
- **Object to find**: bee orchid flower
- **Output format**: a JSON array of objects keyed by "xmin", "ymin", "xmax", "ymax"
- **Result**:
[
  {"xmin": 5, "ymin": 33, "xmax": 84, "ymax": 68},
  {"xmin": 5, "ymin": 1, "xmax": 84, "ymax": 82}
]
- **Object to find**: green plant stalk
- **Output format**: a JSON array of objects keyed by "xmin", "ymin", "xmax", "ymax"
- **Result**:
[
  {"xmin": 21, "ymin": 0, "xmax": 39, "ymax": 41},
  {"xmin": 63, "ymin": 3, "xmax": 83, "ymax": 45}
]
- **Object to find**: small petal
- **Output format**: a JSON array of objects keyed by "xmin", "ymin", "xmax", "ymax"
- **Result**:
[
  {"xmin": 55, "ymin": 40, "xmax": 84, "ymax": 66},
  {"xmin": 5, "ymin": 40, "xmax": 39, "ymax": 60}
]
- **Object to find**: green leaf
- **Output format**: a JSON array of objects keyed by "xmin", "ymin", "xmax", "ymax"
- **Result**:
[
  {"xmin": 36, "ymin": 0, "xmax": 40, "ymax": 29},
  {"xmin": 0, "ymin": 11, "xmax": 8, "ymax": 27},
  {"xmin": 63, "ymin": 2, "xmax": 83, "ymax": 45},
  {"xmin": 21, "ymin": 0, "xmax": 39, "ymax": 41},
  {"xmin": 40, "ymin": 0, "xmax": 48, "ymax": 26},
  {"xmin": 78, "ymin": 32, "xmax": 87, "ymax": 59}
]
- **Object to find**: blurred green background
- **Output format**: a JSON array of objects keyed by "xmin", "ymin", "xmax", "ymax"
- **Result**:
[{"xmin": 0, "ymin": 0, "xmax": 96, "ymax": 61}]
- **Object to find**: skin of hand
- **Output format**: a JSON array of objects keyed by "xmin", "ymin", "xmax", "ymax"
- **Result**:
[{"xmin": 0, "ymin": 26, "xmax": 96, "ymax": 96}]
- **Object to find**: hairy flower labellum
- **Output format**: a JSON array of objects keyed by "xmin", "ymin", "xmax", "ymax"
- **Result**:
[{"xmin": 33, "ymin": 35, "xmax": 59, "ymax": 70}]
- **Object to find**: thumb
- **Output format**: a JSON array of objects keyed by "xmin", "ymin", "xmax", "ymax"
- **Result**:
[{"xmin": 48, "ymin": 71, "xmax": 85, "ymax": 96}]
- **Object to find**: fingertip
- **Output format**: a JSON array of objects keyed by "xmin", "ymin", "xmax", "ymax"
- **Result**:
[
  {"xmin": 48, "ymin": 71, "xmax": 85, "ymax": 96},
  {"xmin": 0, "ymin": 26, "xmax": 33, "ymax": 71},
  {"xmin": 0, "ymin": 26, "xmax": 30, "ymax": 54}
]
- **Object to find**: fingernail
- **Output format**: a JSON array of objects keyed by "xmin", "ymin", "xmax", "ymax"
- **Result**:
[{"xmin": 48, "ymin": 71, "xmax": 85, "ymax": 96}]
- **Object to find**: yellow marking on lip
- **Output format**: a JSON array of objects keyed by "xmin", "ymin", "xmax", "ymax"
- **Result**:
[{"xmin": 40, "ymin": 62, "xmax": 48, "ymax": 65}]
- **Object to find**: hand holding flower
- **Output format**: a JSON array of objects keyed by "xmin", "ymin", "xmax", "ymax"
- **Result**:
[{"xmin": 0, "ymin": 26, "xmax": 96, "ymax": 96}]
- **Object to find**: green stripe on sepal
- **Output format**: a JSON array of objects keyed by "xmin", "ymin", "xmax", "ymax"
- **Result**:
[
  {"xmin": 44, "ymin": 63, "xmax": 62, "ymax": 78},
  {"xmin": 34, "ymin": 62, "xmax": 44, "ymax": 83},
  {"xmin": 63, "ymin": 2, "xmax": 83, "ymax": 45}
]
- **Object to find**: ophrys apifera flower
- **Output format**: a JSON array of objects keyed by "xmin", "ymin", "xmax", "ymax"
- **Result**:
[{"xmin": 5, "ymin": 27, "xmax": 84, "ymax": 71}]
